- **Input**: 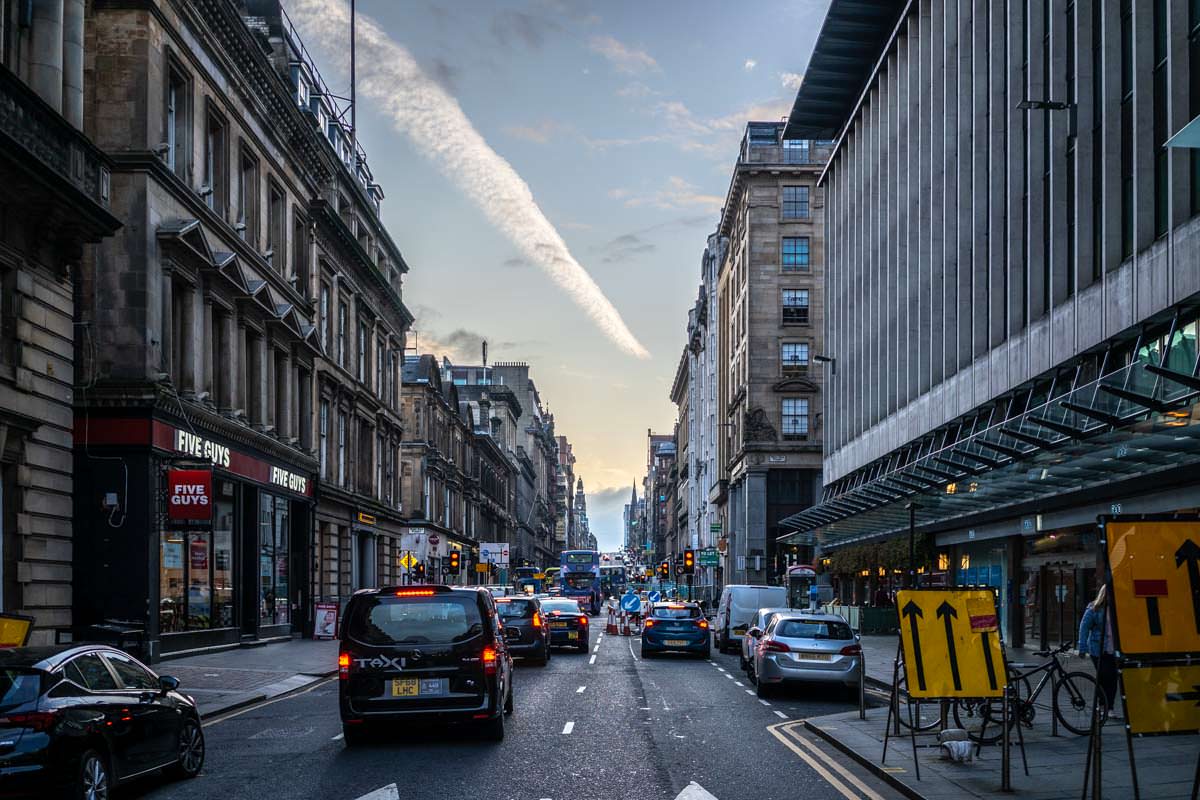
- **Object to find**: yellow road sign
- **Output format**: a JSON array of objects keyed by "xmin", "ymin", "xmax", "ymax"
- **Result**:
[
  {"xmin": 398, "ymin": 552, "xmax": 417, "ymax": 570},
  {"xmin": 1105, "ymin": 519, "xmax": 1200, "ymax": 658},
  {"xmin": 475, "ymin": 563, "xmax": 490, "ymax": 574},
  {"xmin": 1122, "ymin": 662, "xmax": 1200, "ymax": 735},
  {"xmin": 0, "ymin": 614, "xmax": 33, "ymax": 647},
  {"xmin": 896, "ymin": 589, "xmax": 1007, "ymax": 699}
]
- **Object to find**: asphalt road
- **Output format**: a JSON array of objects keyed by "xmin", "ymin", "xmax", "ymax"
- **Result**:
[{"xmin": 129, "ymin": 625, "xmax": 900, "ymax": 800}]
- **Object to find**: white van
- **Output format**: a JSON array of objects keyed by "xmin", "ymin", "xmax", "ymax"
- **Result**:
[{"xmin": 715, "ymin": 585, "xmax": 789, "ymax": 653}]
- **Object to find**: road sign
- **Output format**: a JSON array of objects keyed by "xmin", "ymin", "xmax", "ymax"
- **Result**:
[
  {"xmin": 475, "ymin": 563, "xmax": 490, "ymax": 574},
  {"xmin": 480, "ymin": 542, "xmax": 509, "ymax": 565},
  {"xmin": 710, "ymin": 523, "xmax": 722, "ymax": 534},
  {"xmin": 621, "ymin": 593, "xmax": 640, "ymax": 612},
  {"xmin": 896, "ymin": 588, "xmax": 1007, "ymax": 699},
  {"xmin": 1104, "ymin": 519, "xmax": 1200, "ymax": 658},
  {"xmin": 398, "ymin": 552, "xmax": 417, "ymax": 570},
  {"xmin": 699, "ymin": 548, "xmax": 719, "ymax": 567},
  {"xmin": 1121, "ymin": 662, "xmax": 1200, "ymax": 735},
  {"xmin": 648, "ymin": 591, "xmax": 661, "ymax": 603}
]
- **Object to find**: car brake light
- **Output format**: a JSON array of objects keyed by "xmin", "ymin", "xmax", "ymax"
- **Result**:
[
  {"xmin": 840, "ymin": 644, "xmax": 862, "ymax": 656},
  {"xmin": 395, "ymin": 589, "xmax": 436, "ymax": 597},
  {"xmin": 697, "ymin": 619, "xmax": 709, "ymax": 629},
  {"xmin": 643, "ymin": 618, "xmax": 655, "ymax": 628},
  {"xmin": 0, "ymin": 711, "xmax": 59, "ymax": 732},
  {"xmin": 762, "ymin": 639, "xmax": 790, "ymax": 653},
  {"xmin": 578, "ymin": 615, "xmax": 588, "ymax": 626},
  {"xmin": 532, "ymin": 612, "xmax": 542, "ymax": 628},
  {"xmin": 482, "ymin": 645, "xmax": 498, "ymax": 675},
  {"xmin": 338, "ymin": 652, "xmax": 351, "ymax": 678}
]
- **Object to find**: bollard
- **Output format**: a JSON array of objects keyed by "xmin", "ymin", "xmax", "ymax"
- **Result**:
[
  {"xmin": 1002, "ymin": 684, "xmax": 1011, "ymax": 792},
  {"xmin": 858, "ymin": 650, "xmax": 866, "ymax": 720}
]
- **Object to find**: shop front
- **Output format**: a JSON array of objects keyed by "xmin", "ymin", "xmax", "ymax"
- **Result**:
[
  {"xmin": 75, "ymin": 414, "xmax": 316, "ymax": 661},
  {"xmin": 1016, "ymin": 525, "xmax": 1102, "ymax": 652}
]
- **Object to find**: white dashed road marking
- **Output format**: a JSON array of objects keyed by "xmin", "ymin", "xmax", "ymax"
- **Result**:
[
  {"xmin": 562, "ymin": 721, "xmax": 574, "ymax": 735},
  {"xmin": 734, "ymin": 681, "xmax": 745, "ymax": 687},
  {"xmin": 576, "ymin": 686, "xmax": 586, "ymax": 693},
  {"xmin": 745, "ymin": 689, "xmax": 755, "ymax": 695},
  {"xmin": 589, "ymin": 655, "xmax": 597, "ymax": 665},
  {"xmin": 773, "ymin": 710, "xmax": 788, "ymax": 719},
  {"xmin": 759, "ymin": 700, "xmax": 771, "ymax": 707}
]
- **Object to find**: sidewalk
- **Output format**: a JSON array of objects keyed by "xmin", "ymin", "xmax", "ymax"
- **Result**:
[
  {"xmin": 156, "ymin": 637, "xmax": 339, "ymax": 717},
  {"xmin": 799, "ymin": 634, "xmax": 1198, "ymax": 799}
]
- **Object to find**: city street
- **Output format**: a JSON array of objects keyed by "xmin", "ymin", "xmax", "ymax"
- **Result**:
[{"xmin": 134, "ymin": 626, "xmax": 896, "ymax": 800}]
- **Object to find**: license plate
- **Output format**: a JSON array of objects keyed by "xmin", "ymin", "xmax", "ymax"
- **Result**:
[
  {"xmin": 550, "ymin": 621, "xmax": 568, "ymax": 628},
  {"xmin": 733, "ymin": 628, "xmax": 746, "ymax": 636},
  {"xmin": 664, "ymin": 639, "xmax": 689, "ymax": 646},
  {"xmin": 567, "ymin": 632, "xmax": 578, "ymax": 640},
  {"xmin": 391, "ymin": 678, "xmax": 447, "ymax": 697},
  {"xmin": 795, "ymin": 652, "xmax": 833, "ymax": 662}
]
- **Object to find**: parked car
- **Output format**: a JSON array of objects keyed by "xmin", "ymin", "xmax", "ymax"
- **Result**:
[
  {"xmin": 641, "ymin": 602, "xmax": 710, "ymax": 658},
  {"xmin": 749, "ymin": 613, "xmax": 862, "ymax": 698},
  {"xmin": 714, "ymin": 585, "xmax": 788, "ymax": 654},
  {"xmin": 338, "ymin": 585, "xmax": 514, "ymax": 743},
  {"xmin": 739, "ymin": 607, "xmax": 793, "ymax": 673},
  {"xmin": 495, "ymin": 597, "xmax": 551, "ymax": 666},
  {"xmin": 0, "ymin": 644, "xmax": 204, "ymax": 799}
]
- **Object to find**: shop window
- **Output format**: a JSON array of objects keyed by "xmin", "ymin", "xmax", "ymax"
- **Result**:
[
  {"xmin": 159, "ymin": 490, "xmax": 234, "ymax": 634},
  {"xmin": 259, "ymin": 492, "xmax": 290, "ymax": 626}
]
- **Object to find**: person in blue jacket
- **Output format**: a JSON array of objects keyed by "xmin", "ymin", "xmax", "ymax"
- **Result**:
[{"xmin": 1077, "ymin": 584, "xmax": 1118, "ymax": 715}]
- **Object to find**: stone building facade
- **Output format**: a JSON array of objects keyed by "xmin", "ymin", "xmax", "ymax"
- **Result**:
[
  {"xmin": 0, "ymin": 0, "xmax": 121, "ymax": 644},
  {"xmin": 714, "ymin": 124, "xmax": 830, "ymax": 584}
]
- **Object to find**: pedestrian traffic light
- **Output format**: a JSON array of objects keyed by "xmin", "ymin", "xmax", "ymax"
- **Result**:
[
  {"xmin": 683, "ymin": 549, "xmax": 695, "ymax": 574},
  {"xmin": 659, "ymin": 560, "xmax": 670, "ymax": 579},
  {"xmin": 447, "ymin": 550, "xmax": 461, "ymax": 575}
]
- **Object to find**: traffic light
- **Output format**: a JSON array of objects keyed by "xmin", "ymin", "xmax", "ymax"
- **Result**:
[
  {"xmin": 683, "ymin": 549, "xmax": 695, "ymax": 575},
  {"xmin": 658, "ymin": 560, "xmax": 670, "ymax": 579},
  {"xmin": 447, "ymin": 551, "xmax": 461, "ymax": 575},
  {"xmin": 415, "ymin": 563, "xmax": 427, "ymax": 581}
]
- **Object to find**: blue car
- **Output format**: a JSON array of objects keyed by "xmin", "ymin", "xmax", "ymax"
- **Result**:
[{"xmin": 640, "ymin": 602, "xmax": 711, "ymax": 658}]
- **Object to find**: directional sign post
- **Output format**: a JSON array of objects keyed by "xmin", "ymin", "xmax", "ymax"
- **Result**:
[{"xmin": 895, "ymin": 588, "xmax": 1006, "ymax": 700}]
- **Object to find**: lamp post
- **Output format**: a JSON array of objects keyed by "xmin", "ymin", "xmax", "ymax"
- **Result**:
[{"xmin": 906, "ymin": 501, "xmax": 920, "ymax": 588}]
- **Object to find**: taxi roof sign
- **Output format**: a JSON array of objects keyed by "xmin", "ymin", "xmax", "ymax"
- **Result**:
[
  {"xmin": 1103, "ymin": 518, "xmax": 1200, "ymax": 659},
  {"xmin": 896, "ymin": 588, "xmax": 1007, "ymax": 700}
]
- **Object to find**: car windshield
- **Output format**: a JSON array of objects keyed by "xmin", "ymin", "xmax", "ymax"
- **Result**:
[
  {"xmin": 540, "ymin": 600, "xmax": 582, "ymax": 614},
  {"xmin": 653, "ymin": 606, "xmax": 701, "ymax": 619},
  {"xmin": 345, "ymin": 595, "xmax": 483, "ymax": 645},
  {"xmin": 496, "ymin": 599, "xmax": 535, "ymax": 619},
  {"xmin": 0, "ymin": 668, "xmax": 41, "ymax": 713},
  {"xmin": 774, "ymin": 619, "xmax": 853, "ymax": 641}
]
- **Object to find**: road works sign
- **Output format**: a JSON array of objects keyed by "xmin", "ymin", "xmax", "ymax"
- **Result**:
[
  {"xmin": 896, "ymin": 588, "xmax": 1007, "ymax": 699},
  {"xmin": 398, "ymin": 552, "xmax": 417, "ymax": 570},
  {"xmin": 1120, "ymin": 662, "xmax": 1200, "ymax": 736},
  {"xmin": 1103, "ymin": 518, "xmax": 1200, "ymax": 658}
]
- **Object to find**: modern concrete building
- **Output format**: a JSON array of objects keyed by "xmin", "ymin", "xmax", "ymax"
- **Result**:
[
  {"xmin": 714, "ymin": 122, "xmax": 831, "ymax": 585},
  {"xmin": 781, "ymin": 0, "xmax": 1200, "ymax": 650},
  {"xmin": 0, "ymin": 0, "xmax": 121, "ymax": 644}
]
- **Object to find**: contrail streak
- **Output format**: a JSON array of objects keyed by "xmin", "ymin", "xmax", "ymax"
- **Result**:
[{"xmin": 289, "ymin": 0, "xmax": 650, "ymax": 359}]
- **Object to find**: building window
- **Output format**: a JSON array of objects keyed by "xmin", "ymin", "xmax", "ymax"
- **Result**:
[
  {"xmin": 319, "ymin": 281, "xmax": 330, "ymax": 353},
  {"xmin": 211, "ymin": 308, "xmax": 227, "ymax": 406},
  {"xmin": 376, "ymin": 431, "xmax": 385, "ymax": 499},
  {"xmin": 782, "ymin": 398, "xmax": 809, "ymax": 439},
  {"xmin": 337, "ymin": 412, "xmax": 347, "ymax": 486},
  {"xmin": 267, "ymin": 181, "xmax": 285, "ymax": 268},
  {"xmin": 782, "ymin": 185, "xmax": 810, "ymax": 219},
  {"xmin": 292, "ymin": 212, "xmax": 309, "ymax": 297},
  {"xmin": 319, "ymin": 398, "xmax": 329, "ymax": 479},
  {"xmin": 782, "ymin": 289, "xmax": 810, "ymax": 325},
  {"xmin": 376, "ymin": 338, "xmax": 385, "ymax": 395},
  {"xmin": 204, "ymin": 106, "xmax": 226, "ymax": 216},
  {"xmin": 783, "ymin": 139, "xmax": 810, "ymax": 164},
  {"xmin": 165, "ymin": 62, "xmax": 190, "ymax": 179},
  {"xmin": 238, "ymin": 146, "xmax": 259, "ymax": 244},
  {"xmin": 337, "ymin": 301, "xmax": 347, "ymax": 368},
  {"xmin": 357, "ymin": 321, "xmax": 368, "ymax": 382},
  {"xmin": 782, "ymin": 236, "xmax": 810, "ymax": 271},
  {"xmin": 781, "ymin": 342, "xmax": 809, "ymax": 373}
]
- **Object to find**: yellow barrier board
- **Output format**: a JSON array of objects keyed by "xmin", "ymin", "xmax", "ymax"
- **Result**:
[
  {"xmin": 1105, "ymin": 520, "xmax": 1200, "ymax": 658},
  {"xmin": 896, "ymin": 589, "xmax": 1007, "ymax": 699},
  {"xmin": 0, "ymin": 614, "xmax": 33, "ymax": 647},
  {"xmin": 1122, "ymin": 662, "xmax": 1200, "ymax": 736}
]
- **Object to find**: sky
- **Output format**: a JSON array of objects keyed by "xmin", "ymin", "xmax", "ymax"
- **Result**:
[{"xmin": 291, "ymin": 0, "xmax": 831, "ymax": 550}]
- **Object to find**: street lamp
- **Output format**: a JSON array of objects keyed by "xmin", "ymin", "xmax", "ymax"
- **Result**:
[{"xmin": 813, "ymin": 354, "xmax": 836, "ymax": 375}]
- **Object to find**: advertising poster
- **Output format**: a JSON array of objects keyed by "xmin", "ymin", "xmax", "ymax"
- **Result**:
[{"xmin": 313, "ymin": 602, "xmax": 339, "ymax": 640}]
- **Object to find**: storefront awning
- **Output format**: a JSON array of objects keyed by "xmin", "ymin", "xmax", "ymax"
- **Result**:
[{"xmin": 779, "ymin": 359, "xmax": 1200, "ymax": 550}]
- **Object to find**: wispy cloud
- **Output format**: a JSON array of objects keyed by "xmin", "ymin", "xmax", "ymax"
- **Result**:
[
  {"xmin": 616, "ymin": 81, "xmax": 657, "ymax": 99},
  {"xmin": 780, "ymin": 71, "xmax": 804, "ymax": 91},
  {"xmin": 624, "ymin": 176, "xmax": 723, "ymax": 213},
  {"xmin": 490, "ymin": 10, "xmax": 561, "ymax": 49},
  {"xmin": 595, "ymin": 233, "xmax": 655, "ymax": 264},
  {"xmin": 589, "ymin": 35, "xmax": 659, "ymax": 74},
  {"xmin": 291, "ymin": 0, "xmax": 649, "ymax": 360},
  {"xmin": 504, "ymin": 120, "xmax": 569, "ymax": 143},
  {"xmin": 744, "ymin": 59, "xmax": 757, "ymax": 72}
]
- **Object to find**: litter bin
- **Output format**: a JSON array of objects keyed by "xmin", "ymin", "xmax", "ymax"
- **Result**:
[{"xmin": 82, "ymin": 620, "xmax": 146, "ymax": 660}]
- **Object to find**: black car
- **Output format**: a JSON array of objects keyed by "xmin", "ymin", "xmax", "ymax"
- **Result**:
[
  {"xmin": 495, "ymin": 597, "xmax": 551, "ymax": 666},
  {"xmin": 0, "ymin": 644, "xmax": 204, "ymax": 800},
  {"xmin": 338, "ymin": 585, "xmax": 515, "ymax": 743},
  {"xmin": 538, "ymin": 598, "xmax": 591, "ymax": 653}
]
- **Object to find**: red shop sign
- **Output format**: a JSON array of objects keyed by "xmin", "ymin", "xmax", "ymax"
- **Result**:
[{"xmin": 167, "ymin": 469, "xmax": 213, "ymax": 522}]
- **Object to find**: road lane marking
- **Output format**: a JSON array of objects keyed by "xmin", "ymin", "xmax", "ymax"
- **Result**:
[
  {"xmin": 724, "ymin": 674, "xmax": 734, "ymax": 679},
  {"xmin": 734, "ymin": 681, "xmax": 745, "ymax": 686},
  {"xmin": 674, "ymin": 782, "xmax": 719, "ymax": 800},
  {"xmin": 331, "ymin": 732, "xmax": 344, "ymax": 740},
  {"xmin": 577, "ymin": 686, "xmax": 586, "ymax": 693},
  {"xmin": 716, "ymin": 667, "xmax": 726, "ymax": 672},
  {"xmin": 628, "ymin": 640, "xmax": 639, "ymax": 660},
  {"xmin": 774, "ymin": 710, "xmax": 788, "ymax": 719},
  {"xmin": 562, "ymin": 721, "xmax": 575, "ymax": 734},
  {"xmin": 352, "ymin": 784, "xmax": 399, "ymax": 800},
  {"xmin": 766, "ymin": 723, "xmax": 868, "ymax": 800},
  {"xmin": 745, "ymin": 689, "xmax": 755, "ymax": 695},
  {"xmin": 589, "ymin": 654, "xmax": 597, "ymax": 664},
  {"xmin": 759, "ymin": 700, "xmax": 771, "ymax": 706},
  {"xmin": 781, "ymin": 723, "xmax": 887, "ymax": 800}
]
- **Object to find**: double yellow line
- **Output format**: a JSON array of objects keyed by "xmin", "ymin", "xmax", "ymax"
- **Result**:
[{"xmin": 766, "ymin": 720, "xmax": 887, "ymax": 800}]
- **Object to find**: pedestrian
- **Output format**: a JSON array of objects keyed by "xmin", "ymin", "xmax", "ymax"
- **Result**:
[{"xmin": 1077, "ymin": 584, "xmax": 1119, "ymax": 717}]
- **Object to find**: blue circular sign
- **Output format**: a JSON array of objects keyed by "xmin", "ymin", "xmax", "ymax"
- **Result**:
[
  {"xmin": 621, "ymin": 594, "xmax": 640, "ymax": 612},
  {"xmin": 648, "ymin": 591, "xmax": 661, "ymax": 603}
]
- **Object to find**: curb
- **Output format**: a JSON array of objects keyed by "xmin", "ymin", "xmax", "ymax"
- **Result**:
[
  {"xmin": 199, "ymin": 670, "xmax": 337, "ymax": 720},
  {"xmin": 802, "ymin": 718, "xmax": 929, "ymax": 800}
]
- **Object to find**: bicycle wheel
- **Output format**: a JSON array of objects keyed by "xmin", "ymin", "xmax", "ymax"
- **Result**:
[
  {"xmin": 951, "ymin": 675, "xmax": 1031, "ymax": 745},
  {"xmin": 893, "ymin": 669, "xmax": 941, "ymax": 732},
  {"xmin": 1053, "ymin": 670, "xmax": 1107, "ymax": 735}
]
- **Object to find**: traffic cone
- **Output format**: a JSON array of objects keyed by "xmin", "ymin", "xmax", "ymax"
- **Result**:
[{"xmin": 606, "ymin": 608, "xmax": 618, "ymax": 635}]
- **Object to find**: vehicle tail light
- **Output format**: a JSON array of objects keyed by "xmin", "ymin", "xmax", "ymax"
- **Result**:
[
  {"xmin": 338, "ymin": 652, "xmax": 351, "ymax": 679},
  {"xmin": 697, "ymin": 619, "xmax": 709, "ymax": 629},
  {"xmin": 482, "ymin": 645, "xmax": 498, "ymax": 676},
  {"xmin": 532, "ymin": 612, "xmax": 542, "ymax": 629},
  {"xmin": 643, "ymin": 618, "xmax": 655, "ymax": 628},
  {"xmin": 761, "ymin": 639, "xmax": 790, "ymax": 653},
  {"xmin": 395, "ymin": 589, "xmax": 435, "ymax": 597},
  {"xmin": 578, "ymin": 615, "xmax": 588, "ymax": 626},
  {"xmin": 840, "ymin": 644, "xmax": 862, "ymax": 656},
  {"xmin": 0, "ymin": 711, "xmax": 59, "ymax": 732}
]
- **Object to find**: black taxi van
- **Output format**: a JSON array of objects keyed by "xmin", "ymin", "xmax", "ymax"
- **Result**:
[{"xmin": 338, "ymin": 585, "xmax": 514, "ymax": 743}]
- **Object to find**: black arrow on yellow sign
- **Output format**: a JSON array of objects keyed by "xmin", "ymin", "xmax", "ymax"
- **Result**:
[
  {"xmin": 936, "ymin": 600, "xmax": 962, "ymax": 692},
  {"xmin": 1176, "ymin": 539, "xmax": 1200, "ymax": 635},
  {"xmin": 1164, "ymin": 685, "xmax": 1200, "ymax": 707},
  {"xmin": 980, "ymin": 631, "xmax": 998, "ymax": 691},
  {"xmin": 901, "ymin": 600, "xmax": 926, "ymax": 692}
]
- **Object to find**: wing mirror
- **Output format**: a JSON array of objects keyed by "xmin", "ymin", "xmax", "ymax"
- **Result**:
[
  {"xmin": 747, "ymin": 627, "xmax": 764, "ymax": 639},
  {"xmin": 158, "ymin": 675, "xmax": 180, "ymax": 694}
]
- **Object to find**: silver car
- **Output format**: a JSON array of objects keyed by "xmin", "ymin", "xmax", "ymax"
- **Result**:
[
  {"xmin": 739, "ymin": 607, "xmax": 792, "ymax": 673},
  {"xmin": 750, "ymin": 613, "xmax": 861, "ymax": 698}
]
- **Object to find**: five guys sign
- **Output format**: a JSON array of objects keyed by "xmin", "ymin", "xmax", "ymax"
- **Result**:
[{"xmin": 167, "ymin": 469, "xmax": 213, "ymax": 522}]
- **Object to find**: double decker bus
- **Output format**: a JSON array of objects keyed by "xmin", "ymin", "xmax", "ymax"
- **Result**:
[
  {"xmin": 599, "ymin": 564, "xmax": 627, "ymax": 598},
  {"xmin": 559, "ymin": 550, "xmax": 601, "ymax": 614}
]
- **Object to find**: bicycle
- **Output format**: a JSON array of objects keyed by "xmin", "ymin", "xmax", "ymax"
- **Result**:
[{"xmin": 952, "ymin": 641, "xmax": 1107, "ymax": 743}]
